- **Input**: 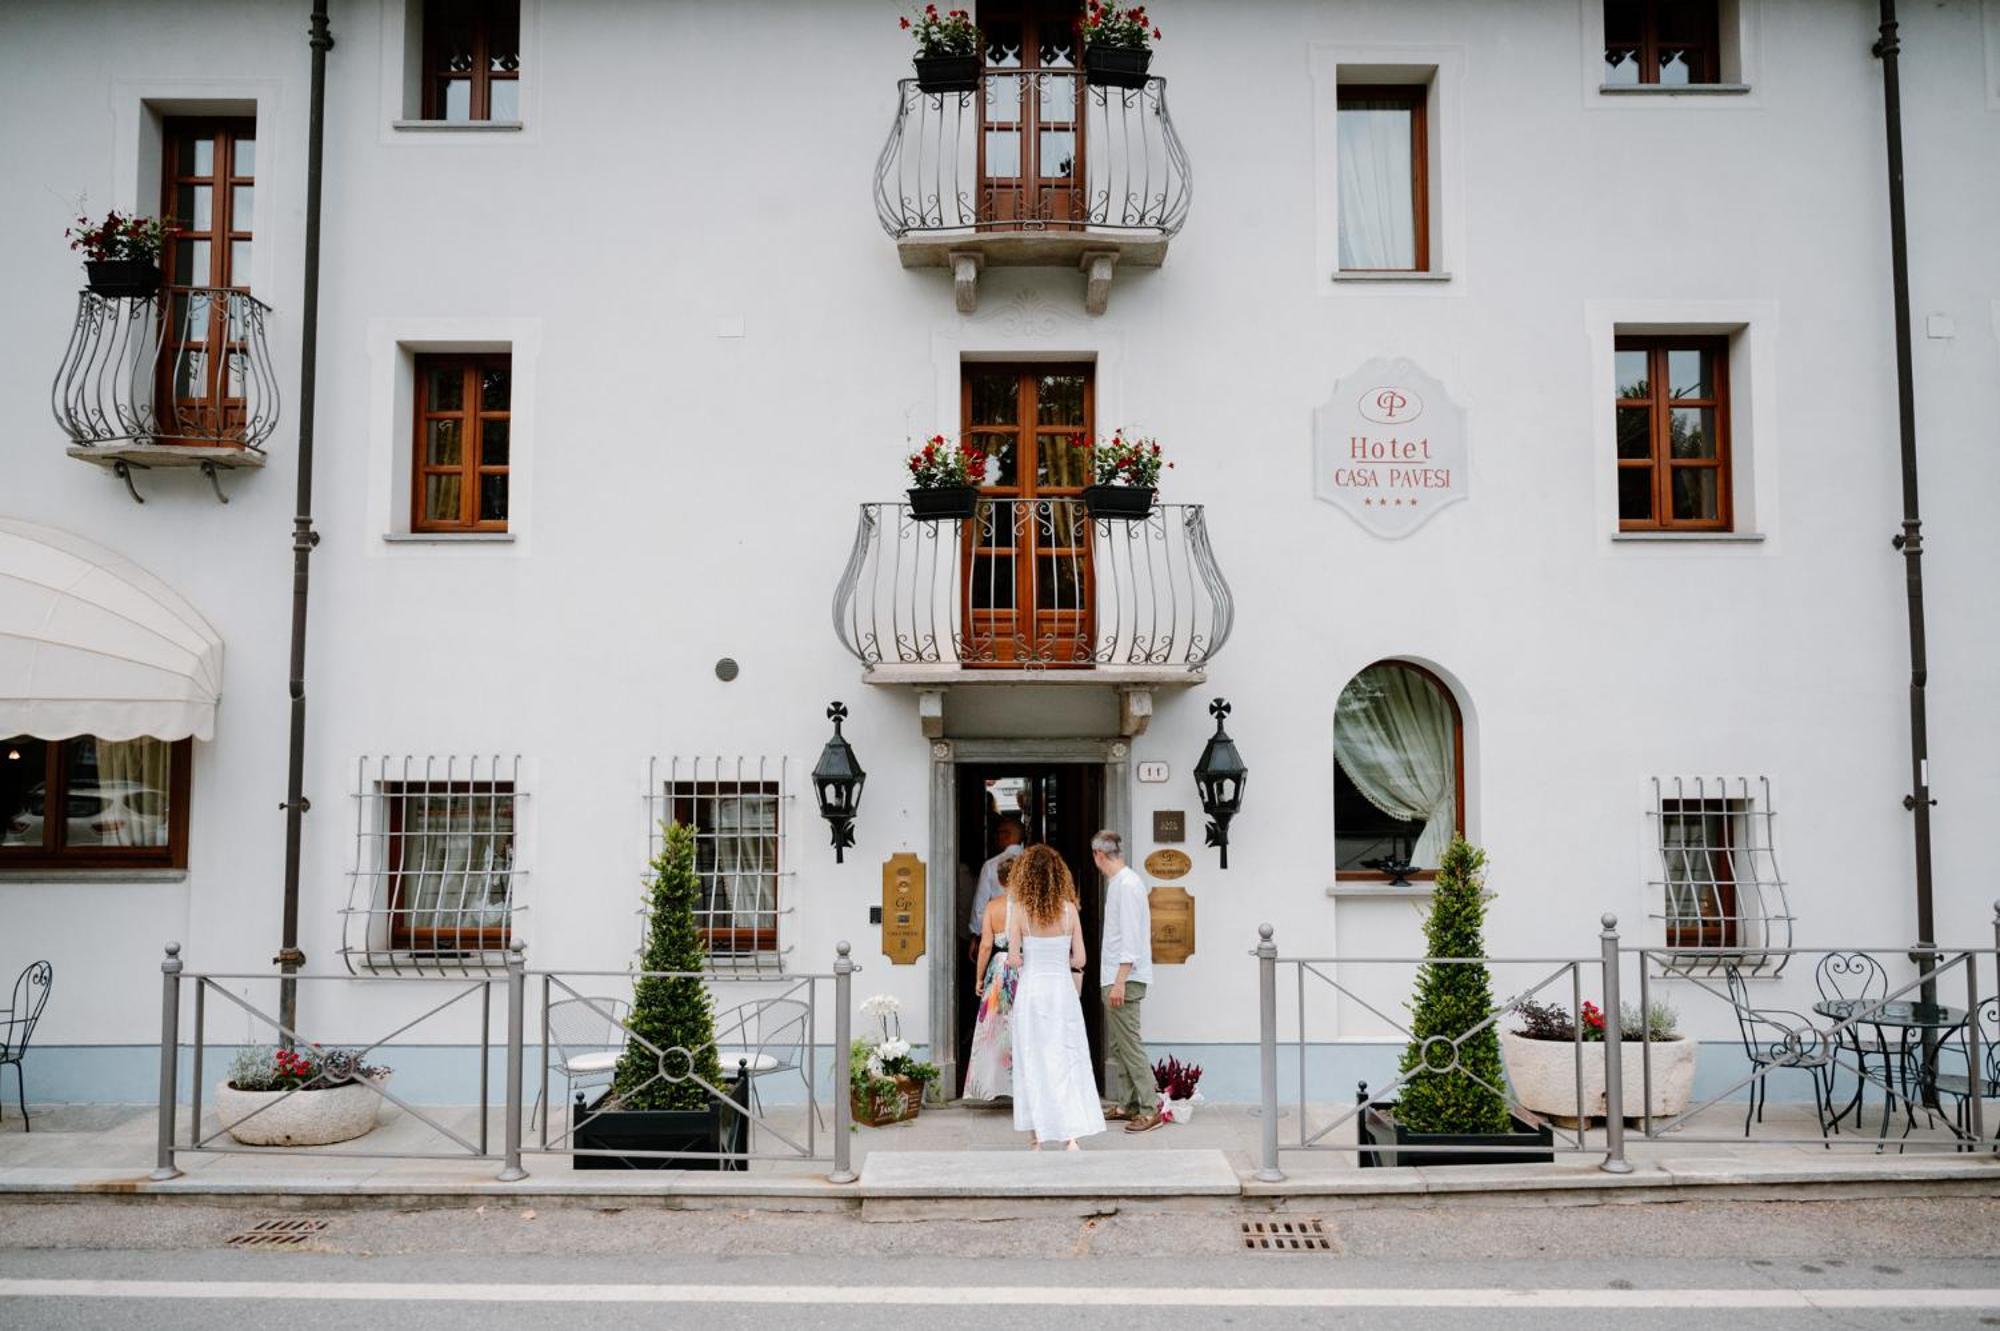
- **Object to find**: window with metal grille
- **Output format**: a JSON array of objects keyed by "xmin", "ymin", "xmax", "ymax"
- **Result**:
[
  {"xmin": 1649, "ymin": 776, "xmax": 1791, "ymax": 974},
  {"xmin": 645, "ymin": 757, "xmax": 793, "ymax": 973},
  {"xmin": 341, "ymin": 755, "xmax": 524, "ymax": 975}
]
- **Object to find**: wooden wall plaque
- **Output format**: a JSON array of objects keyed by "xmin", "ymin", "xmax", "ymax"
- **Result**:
[
  {"xmin": 881, "ymin": 852, "xmax": 925, "ymax": 965},
  {"xmin": 1149, "ymin": 885, "xmax": 1194, "ymax": 964},
  {"xmin": 1144, "ymin": 848, "xmax": 1191, "ymax": 881}
]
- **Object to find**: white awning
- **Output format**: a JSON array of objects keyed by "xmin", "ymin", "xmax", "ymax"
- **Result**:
[{"xmin": 0, "ymin": 517, "xmax": 224, "ymax": 742}]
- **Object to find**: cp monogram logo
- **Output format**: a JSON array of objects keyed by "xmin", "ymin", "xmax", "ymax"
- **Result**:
[{"xmin": 1358, "ymin": 386, "xmax": 1424, "ymax": 424}]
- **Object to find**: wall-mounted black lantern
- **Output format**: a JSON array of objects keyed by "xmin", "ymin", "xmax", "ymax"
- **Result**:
[
  {"xmin": 1194, "ymin": 697, "xmax": 1247, "ymax": 869},
  {"xmin": 812, "ymin": 701, "xmax": 866, "ymax": 862}
]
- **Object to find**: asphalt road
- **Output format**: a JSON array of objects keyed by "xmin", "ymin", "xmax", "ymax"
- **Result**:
[{"xmin": 1, "ymin": 1195, "xmax": 1997, "ymax": 1328}]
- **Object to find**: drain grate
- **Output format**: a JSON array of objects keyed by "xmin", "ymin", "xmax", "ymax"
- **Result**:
[
  {"xmin": 226, "ymin": 1218, "xmax": 329, "ymax": 1248},
  {"xmin": 1241, "ymin": 1218, "xmax": 1333, "ymax": 1252}
]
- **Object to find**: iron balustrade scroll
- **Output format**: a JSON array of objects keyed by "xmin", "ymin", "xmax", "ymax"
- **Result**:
[
  {"xmin": 875, "ymin": 74, "xmax": 1191, "ymax": 239},
  {"xmin": 149, "ymin": 940, "xmax": 862, "ymax": 1183},
  {"xmin": 52, "ymin": 287, "xmax": 280, "ymax": 451},
  {"xmin": 833, "ymin": 499, "xmax": 1233, "ymax": 669}
]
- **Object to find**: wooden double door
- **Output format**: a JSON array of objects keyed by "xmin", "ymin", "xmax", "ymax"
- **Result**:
[
  {"xmin": 961, "ymin": 364, "xmax": 1095, "ymax": 666},
  {"xmin": 156, "ymin": 115, "xmax": 256, "ymax": 443},
  {"xmin": 977, "ymin": 0, "xmax": 1085, "ymax": 229}
]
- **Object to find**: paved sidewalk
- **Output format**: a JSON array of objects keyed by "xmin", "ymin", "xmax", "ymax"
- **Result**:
[{"xmin": 2, "ymin": 1100, "xmax": 1995, "ymax": 1205}]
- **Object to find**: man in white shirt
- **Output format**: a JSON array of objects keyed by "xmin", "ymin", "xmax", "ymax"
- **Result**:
[
  {"xmin": 965, "ymin": 816, "xmax": 1026, "ymax": 960},
  {"xmin": 1092, "ymin": 829, "xmax": 1160, "ymax": 1132}
]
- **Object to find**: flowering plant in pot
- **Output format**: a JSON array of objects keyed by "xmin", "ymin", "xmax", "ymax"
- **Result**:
[
  {"xmin": 1081, "ymin": 2, "xmax": 1160, "ymax": 89},
  {"xmin": 1152, "ymin": 1054, "xmax": 1203, "ymax": 1124},
  {"xmin": 850, "ymin": 993, "xmax": 940, "ymax": 1126},
  {"xmin": 215, "ymin": 1044, "xmax": 392, "ymax": 1147},
  {"xmin": 905, "ymin": 434, "xmax": 990, "ymax": 520},
  {"xmin": 902, "ymin": 5, "xmax": 981, "ymax": 93},
  {"xmin": 1501, "ymin": 997, "xmax": 1694, "ymax": 1122},
  {"xmin": 67, "ymin": 210, "xmax": 171, "ymax": 297},
  {"xmin": 1079, "ymin": 431, "xmax": 1167, "ymax": 519}
]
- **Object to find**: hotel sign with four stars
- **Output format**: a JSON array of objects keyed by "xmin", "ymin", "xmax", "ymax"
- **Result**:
[{"xmin": 1313, "ymin": 357, "xmax": 1468, "ymax": 539}]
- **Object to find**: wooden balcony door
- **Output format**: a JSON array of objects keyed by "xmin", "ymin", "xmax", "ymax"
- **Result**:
[
  {"xmin": 962, "ymin": 364, "xmax": 1095, "ymax": 665},
  {"xmin": 158, "ymin": 116, "xmax": 255, "ymax": 444},
  {"xmin": 977, "ymin": 1, "xmax": 1083, "ymax": 229}
]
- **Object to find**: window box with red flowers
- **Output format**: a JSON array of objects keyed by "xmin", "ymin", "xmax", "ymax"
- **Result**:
[
  {"xmin": 1082, "ymin": 2, "xmax": 1160, "ymax": 89},
  {"xmin": 1080, "ymin": 431, "xmax": 1168, "ymax": 519},
  {"xmin": 905, "ymin": 434, "xmax": 990, "ymax": 520},
  {"xmin": 902, "ymin": 5, "xmax": 981, "ymax": 94},
  {"xmin": 66, "ymin": 211, "xmax": 170, "ymax": 297}
]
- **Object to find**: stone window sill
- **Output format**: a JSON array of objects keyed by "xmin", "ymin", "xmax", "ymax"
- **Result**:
[
  {"xmin": 382, "ymin": 532, "xmax": 516, "ymax": 545},
  {"xmin": 1611, "ymin": 532, "xmax": 1766, "ymax": 544},
  {"xmin": 391, "ymin": 119, "xmax": 525, "ymax": 133},
  {"xmin": 1598, "ymin": 84, "xmax": 1751, "ymax": 97},
  {"xmin": 1332, "ymin": 271, "xmax": 1454, "ymax": 284}
]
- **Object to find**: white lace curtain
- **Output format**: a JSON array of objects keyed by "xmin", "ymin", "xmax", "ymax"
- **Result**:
[
  {"xmin": 1337, "ymin": 101, "xmax": 1417, "ymax": 270},
  {"xmin": 91, "ymin": 737, "xmax": 173, "ymax": 848},
  {"xmin": 1335, "ymin": 664, "xmax": 1457, "ymax": 867},
  {"xmin": 701, "ymin": 791, "xmax": 779, "ymax": 930},
  {"xmin": 399, "ymin": 791, "xmax": 514, "ymax": 935}
]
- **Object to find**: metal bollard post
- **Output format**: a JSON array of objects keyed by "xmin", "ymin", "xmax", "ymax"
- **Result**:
[
  {"xmin": 496, "ymin": 939, "xmax": 528, "ymax": 1181},
  {"xmin": 1966, "ymin": 950, "xmax": 1985, "ymax": 1144},
  {"xmin": 150, "ymin": 943, "xmax": 184, "ymax": 1181},
  {"xmin": 1598, "ymin": 914, "xmax": 1633, "ymax": 1174},
  {"xmin": 829, "ymin": 940, "xmax": 858, "ymax": 1184},
  {"xmin": 1254, "ymin": 923, "xmax": 1284, "ymax": 1182}
]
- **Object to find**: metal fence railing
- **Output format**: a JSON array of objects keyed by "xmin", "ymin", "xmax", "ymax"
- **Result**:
[
  {"xmin": 1251, "ymin": 909, "xmax": 2000, "ymax": 1182},
  {"xmin": 148, "ymin": 940, "xmax": 860, "ymax": 1184}
]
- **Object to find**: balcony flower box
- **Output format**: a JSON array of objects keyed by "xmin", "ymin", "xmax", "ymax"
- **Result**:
[
  {"xmin": 913, "ymin": 54, "xmax": 980, "ymax": 93},
  {"xmin": 903, "ymin": 7, "xmax": 981, "ymax": 93},
  {"xmin": 905, "ymin": 434, "xmax": 989, "ymax": 521},
  {"xmin": 1083, "ymin": 484, "xmax": 1155, "ymax": 520},
  {"xmin": 68, "ymin": 211, "xmax": 169, "ymax": 297},
  {"xmin": 907, "ymin": 485, "xmax": 980, "ymax": 520},
  {"xmin": 1082, "ymin": 2, "xmax": 1158, "ymax": 88},
  {"xmin": 84, "ymin": 259, "xmax": 162, "ymax": 298},
  {"xmin": 1084, "ymin": 46, "xmax": 1152, "ymax": 88}
]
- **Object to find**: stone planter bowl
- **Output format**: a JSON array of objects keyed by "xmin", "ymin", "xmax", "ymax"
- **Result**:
[
  {"xmin": 1499, "ymin": 1030, "xmax": 1696, "ymax": 1120},
  {"xmin": 214, "ymin": 1077, "xmax": 388, "ymax": 1147}
]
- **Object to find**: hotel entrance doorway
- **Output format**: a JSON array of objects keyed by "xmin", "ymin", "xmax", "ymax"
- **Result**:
[{"xmin": 954, "ymin": 763, "xmax": 1105, "ymax": 1098}]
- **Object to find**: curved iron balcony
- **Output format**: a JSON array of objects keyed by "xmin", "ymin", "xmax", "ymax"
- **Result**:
[
  {"xmin": 833, "ymin": 498, "xmax": 1232, "ymax": 674},
  {"xmin": 52, "ymin": 286, "xmax": 280, "ymax": 458},
  {"xmin": 875, "ymin": 73, "xmax": 1191, "ymax": 312}
]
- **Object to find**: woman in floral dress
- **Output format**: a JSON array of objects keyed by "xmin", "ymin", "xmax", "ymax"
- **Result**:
[{"xmin": 962, "ymin": 892, "xmax": 1017, "ymax": 1100}]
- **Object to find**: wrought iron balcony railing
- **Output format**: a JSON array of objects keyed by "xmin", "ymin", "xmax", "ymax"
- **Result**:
[
  {"xmin": 875, "ymin": 73, "xmax": 1191, "ymax": 240},
  {"xmin": 52, "ymin": 286, "xmax": 280, "ymax": 454},
  {"xmin": 833, "ymin": 498, "xmax": 1232, "ymax": 671}
]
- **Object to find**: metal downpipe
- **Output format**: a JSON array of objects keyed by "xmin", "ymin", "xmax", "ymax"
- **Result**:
[{"xmin": 278, "ymin": 0, "xmax": 332, "ymax": 1035}]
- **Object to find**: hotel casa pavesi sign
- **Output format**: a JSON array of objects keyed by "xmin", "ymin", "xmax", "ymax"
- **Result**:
[{"xmin": 1313, "ymin": 358, "xmax": 1467, "ymax": 538}]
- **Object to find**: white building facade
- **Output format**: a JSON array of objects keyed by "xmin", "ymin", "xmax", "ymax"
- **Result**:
[{"xmin": 2, "ymin": 0, "xmax": 1997, "ymax": 1105}]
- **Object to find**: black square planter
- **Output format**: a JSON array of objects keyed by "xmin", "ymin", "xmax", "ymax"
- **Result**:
[
  {"xmin": 1084, "ymin": 45, "xmax": 1152, "ymax": 89},
  {"xmin": 913, "ymin": 54, "xmax": 981, "ymax": 93},
  {"xmin": 907, "ymin": 485, "xmax": 980, "ymax": 520},
  {"xmin": 84, "ymin": 259, "xmax": 162, "ymax": 298},
  {"xmin": 1358, "ymin": 1102, "xmax": 1554, "ymax": 1168},
  {"xmin": 1082, "ymin": 484, "xmax": 1156, "ymax": 520},
  {"xmin": 572, "ymin": 1074, "xmax": 750, "ymax": 1171}
]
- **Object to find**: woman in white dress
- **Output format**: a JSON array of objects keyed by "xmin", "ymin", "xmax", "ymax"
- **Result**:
[{"xmin": 1003, "ymin": 845, "xmax": 1107, "ymax": 1150}]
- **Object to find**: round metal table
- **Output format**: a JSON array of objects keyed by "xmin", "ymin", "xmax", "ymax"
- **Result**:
[{"xmin": 1813, "ymin": 998, "xmax": 1968, "ymax": 1141}]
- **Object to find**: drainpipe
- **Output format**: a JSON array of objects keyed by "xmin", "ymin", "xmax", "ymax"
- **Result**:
[
  {"xmin": 277, "ymin": 0, "xmax": 332, "ymax": 1037},
  {"xmin": 1872, "ymin": 3, "xmax": 1936, "ymax": 964}
]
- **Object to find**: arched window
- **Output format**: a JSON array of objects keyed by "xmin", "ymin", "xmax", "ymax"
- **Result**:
[{"xmin": 1334, "ymin": 661, "xmax": 1465, "ymax": 877}]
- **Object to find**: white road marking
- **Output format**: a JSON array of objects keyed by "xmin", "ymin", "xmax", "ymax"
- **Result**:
[{"xmin": 0, "ymin": 1281, "xmax": 1995, "ymax": 1309}]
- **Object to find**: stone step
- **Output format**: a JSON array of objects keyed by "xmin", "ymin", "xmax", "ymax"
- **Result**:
[{"xmin": 857, "ymin": 1148, "xmax": 1240, "ymax": 1198}]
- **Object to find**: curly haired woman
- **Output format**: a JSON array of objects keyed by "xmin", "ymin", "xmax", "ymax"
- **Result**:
[{"xmin": 1003, "ymin": 844, "xmax": 1107, "ymax": 1150}]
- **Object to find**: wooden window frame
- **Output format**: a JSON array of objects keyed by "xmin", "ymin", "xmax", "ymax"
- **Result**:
[
  {"xmin": 384, "ymin": 781, "xmax": 516, "ymax": 951},
  {"xmin": 1661, "ymin": 798, "xmax": 1739, "ymax": 950},
  {"xmin": 1603, "ymin": 0, "xmax": 1722, "ymax": 87},
  {"xmin": 1615, "ymin": 334, "xmax": 1732, "ymax": 532},
  {"xmin": 975, "ymin": 1, "xmax": 1085, "ymax": 230},
  {"xmin": 411, "ymin": 354, "xmax": 511, "ymax": 533},
  {"xmin": 159, "ymin": 117, "xmax": 255, "ymax": 442},
  {"xmin": 669, "ymin": 781, "xmax": 782, "ymax": 956},
  {"xmin": 0, "ymin": 737, "xmax": 192, "ymax": 872},
  {"xmin": 1333, "ymin": 661, "xmax": 1465, "ymax": 882},
  {"xmin": 1335, "ymin": 84, "xmax": 1430, "ymax": 274},
  {"xmin": 421, "ymin": 0, "xmax": 521, "ymax": 122}
]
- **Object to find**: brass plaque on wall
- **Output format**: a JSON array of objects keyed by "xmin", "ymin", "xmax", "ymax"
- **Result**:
[
  {"xmin": 881, "ymin": 852, "xmax": 925, "ymax": 965},
  {"xmin": 1152, "ymin": 810, "xmax": 1186, "ymax": 843},
  {"xmin": 1149, "ymin": 886, "xmax": 1194, "ymax": 964},
  {"xmin": 1144, "ymin": 848, "xmax": 1192, "ymax": 881}
]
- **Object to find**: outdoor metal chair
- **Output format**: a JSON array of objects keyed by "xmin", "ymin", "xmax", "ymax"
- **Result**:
[
  {"xmin": 1923, "ymin": 996, "xmax": 1999, "ymax": 1146},
  {"xmin": 713, "ymin": 997, "xmax": 821, "ymax": 1129},
  {"xmin": 532, "ymin": 996, "xmax": 630, "ymax": 1131},
  {"xmin": 0, "ymin": 960, "xmax": 52, "ymax": 1132},
  {"xmin": 1725, "ymin": 964, "xmax": 1836, "ymax": 1144},
  {"xmin": 1815, "ymin": 951, "xmax": 1891, "ymax": 1113}
]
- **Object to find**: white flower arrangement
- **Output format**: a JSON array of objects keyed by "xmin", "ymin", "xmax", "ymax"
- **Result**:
[{"xmin": 860, "ymin": 993, "xmax": 902, "ymax": 1020}]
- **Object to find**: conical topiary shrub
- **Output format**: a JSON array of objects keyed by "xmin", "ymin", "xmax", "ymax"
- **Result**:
[
  {"xmin": 609, "ymin": 821, "xmax": 727, "ymax": 1111},
  {"xmin": 1392, "ymin": 835, "xmax": 1510, "ymax": 1135}
]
